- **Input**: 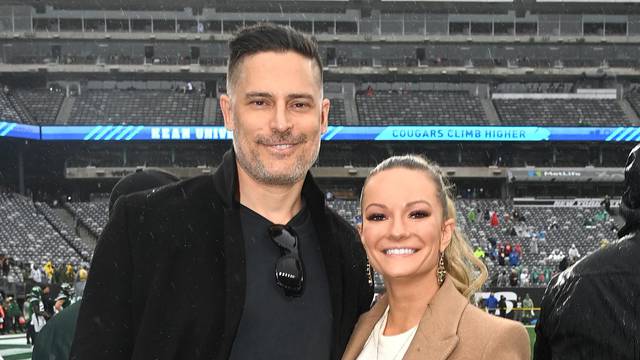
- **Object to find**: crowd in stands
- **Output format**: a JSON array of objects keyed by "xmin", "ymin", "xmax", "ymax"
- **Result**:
[
  {"xmin": 461, "ymin": 199, "xmax": 618, "ymax": 288},
  {"xmin": 319, "ymin": 194, "xmax": 619, "ymax": 289}
]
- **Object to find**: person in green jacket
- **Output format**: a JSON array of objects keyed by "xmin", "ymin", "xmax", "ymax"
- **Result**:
[
  {"xmin": 31, "ymin": 301, "xmax": 81, "ymax": 360},
  {"xmin": 53, "ymin": 283, "xmax": 74, "ymax": 315},
  {"xmin": 4, "ymin": 296, "xmax": 21, "ymax": 333},
  {"xmin": 467, "ymin": 208, "xmax": 477, "ymax": 223},
  {"xmin": 26, "ymin": 286, "xmax": 48, "ymax": 346}
]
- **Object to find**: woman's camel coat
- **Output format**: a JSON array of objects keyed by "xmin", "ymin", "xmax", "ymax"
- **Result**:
[{"xmin": 342, "ymin": 277, "xmax": 530, "ymax": 360}]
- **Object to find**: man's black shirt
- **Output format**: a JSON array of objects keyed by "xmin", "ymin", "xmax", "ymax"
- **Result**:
[{"xmin": 229, "ymin": 204, "xmax": 332, "ymax": 360}]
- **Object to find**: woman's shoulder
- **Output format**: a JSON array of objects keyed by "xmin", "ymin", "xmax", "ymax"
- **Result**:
[
  {"xmin": 460, "ymin": 303, "xmax": 527, "ymax": 333},
  {"xmin": 457, "ymin": 304, "xmax": 530, "ymax": 359}
]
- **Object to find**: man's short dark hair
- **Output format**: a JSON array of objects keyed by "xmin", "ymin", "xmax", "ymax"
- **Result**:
[{"xmin": 226, "ymin": 23, "xmax": 323, "ymax": 92}]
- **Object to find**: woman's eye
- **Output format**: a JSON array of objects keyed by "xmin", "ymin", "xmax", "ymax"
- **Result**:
[
  {"xmin": 366, "ymin": 213, "xmax": 386, "ymax": 221},
  {"xmin": 410, "ymin": 211, "xmax": 429, "ymax": 219}
]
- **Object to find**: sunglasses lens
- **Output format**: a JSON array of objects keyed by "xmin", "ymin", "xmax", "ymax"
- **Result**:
[{"xmin": 275, "ymin": 255, "xmax": 303, "ymax": 291}]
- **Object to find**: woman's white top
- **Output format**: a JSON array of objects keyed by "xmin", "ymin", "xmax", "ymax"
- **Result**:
[{"xmin": 356, "ymin": 306, "xmax": 418, "ymax": 360}]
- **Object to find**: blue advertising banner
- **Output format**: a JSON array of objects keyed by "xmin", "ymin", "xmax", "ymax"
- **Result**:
[
  {"xmin": 325, "ymin": 126, "xmax": 640, "ymax": 142},
  {"xmin": 8, "ymin": 124, "xmax": 640, "ymax": 142},
  {"xmin": 0, "ymin": 122, "xmax": 40, "ymax": 140},
  {"xmin": 41, "ymin": 125, "xmax": 234, "ymax": 141}
]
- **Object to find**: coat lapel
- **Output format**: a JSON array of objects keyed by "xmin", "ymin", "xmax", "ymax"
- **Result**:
[
  {"xmin": 403, "ymin": 278, "xmax": 467, "ymax": 360},
  {"xmin": 303, "ymin": 173, "xmax": 345, "ymax": 358},
  {"xmin": 211, "ymin": 150, "xmax": 247, "ymax": 360},
  {"xmin": 342, "ymin": 278, "xmax": 468, "ymax": 360}
]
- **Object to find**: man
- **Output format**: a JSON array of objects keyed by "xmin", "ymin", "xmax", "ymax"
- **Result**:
[
  {"xmin": 53, "ymin": 283, "xmax": 74, "ymax": 314},
  {"xmin": 33, "ymin": 169, "xmax": 180, "ymax": 360},
  {"xmin": 498, "ymin": 295, "xmax": 508, "ymax": 318},
  {"xmin": 534, "ymin": 143, "xmax": 640, "ymax": 360},
  {"xmin": 26, "ymin": 286, "xmax": 48, "ymax": 345},
  {"xmin": 70, "ymin": 24, "xmax": 373, "ymax": 360},
  {"xmin": 601, "ymin": 194, "xmax": 611, "ymax": 213},
  {"xmin": 486, "ymin": 292, "xmax": 498, "ymax": 315},
  {"xmin": 521, "ymin": 293, "xmax": 534, "ymax": 325}
]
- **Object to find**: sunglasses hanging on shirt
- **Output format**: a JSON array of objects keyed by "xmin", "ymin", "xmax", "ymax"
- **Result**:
[{"xmin": 268, "ymin": 224, "xmax": 305, "ymax": 297}]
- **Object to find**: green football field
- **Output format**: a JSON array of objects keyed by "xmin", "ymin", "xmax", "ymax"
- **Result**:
[
  {"xmin": 0, "ymin": 334, "xmax": 32, "ymax": 360},
  {"xmin": 526, "ymin": 325, "xmax": 536, "ymax": 358}
]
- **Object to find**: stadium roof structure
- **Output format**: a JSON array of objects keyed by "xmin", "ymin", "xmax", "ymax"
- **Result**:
[{"xmin": 4, "ymin": 0, "xmax": 640, "ymax": 14}]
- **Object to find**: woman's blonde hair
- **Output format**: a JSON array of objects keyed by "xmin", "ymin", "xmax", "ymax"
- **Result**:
[{"xmin": 360, "ymin": 154, "xmax": 487, "ymax": 298}]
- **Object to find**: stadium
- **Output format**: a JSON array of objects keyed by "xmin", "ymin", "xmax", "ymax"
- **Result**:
[{"xmin": 0, "ymin": 0, "xmax": 638, "ymax": 358}]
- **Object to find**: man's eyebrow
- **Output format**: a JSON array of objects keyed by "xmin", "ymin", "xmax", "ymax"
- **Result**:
[
  {"xmin": 287, "ymin": 93, "xmax": 315, "ymax": 101},
  {"xmin": 245, "ymin": 92, "xmax": 273, "ymax": 98}
]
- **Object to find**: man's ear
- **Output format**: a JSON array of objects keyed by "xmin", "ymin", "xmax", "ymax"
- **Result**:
[
  {"xmin": 220, "ymin": 94, "xmax": 234, "ymax": 131},
  {"xmin": 440, "ymin": 218, "xmax": 455, "ymax": 253},
  {"xmin": 320, "ymin": 98, "xmax": 330, "ymax": 134}
]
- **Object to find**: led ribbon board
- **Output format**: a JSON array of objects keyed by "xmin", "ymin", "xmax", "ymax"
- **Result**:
[
  {"xmin": 41, "ymin": 125, "xmax": 234, "ymax": 141},
  {"xmin": 322, "ymin": 126, "xmax": 640, "ymax": 142},
  {"xmin": 16, "ymin": 125, "xmax": 640, "ymax": 142},
  {"xmin": 0, "ymin": 122, "xmax": 40, "ymax": 140}
]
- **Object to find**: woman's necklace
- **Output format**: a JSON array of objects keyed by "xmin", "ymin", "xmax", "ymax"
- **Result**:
[{"xmin": 375, "ymin": 308, "xmax": 418, "ymax": 360}]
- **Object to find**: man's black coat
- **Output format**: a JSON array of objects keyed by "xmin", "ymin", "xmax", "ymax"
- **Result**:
[
  {"xmin": 534, "ymin": 143, "xmax": 640, "ymax": 360},
  {"xmin": 70, "ymin": 150, "xmax": 373, "ymax": 360}
]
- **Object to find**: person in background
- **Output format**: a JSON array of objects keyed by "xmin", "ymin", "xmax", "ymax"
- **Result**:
[
  {"xmin": 535, "ymin": 143, "xmax": 640, "ymax": 359},
  {"xmin": 514, "ymin": 296, "xmax": 523, "ymax": 323},
  {"xmin": 508, "ymin": 269, "xmax": 519, "ymax": 286},
  {"xmin": 74, "ymin": 265, "xmax": 88, "ymax": 299},
  {"xmin": 6, "ymin": 296, "xmax": 20, "ymax": 334},
  {"xmin": 498, "ymin": 295, "xmax": 508, "ymax": 318},
  {"xmin": 26, "ymin": 286, "xmax": 48, "ymax": 346},
  {"xmin": 519, "ymin": 268, "xmax": 530, "ymax": 287},
  {"xmin": 567, "ymin": 244, "xmax": 580, "ymax": 263},
  {"xmin": 53, "ymin": 283, "xmax": 74, "ymax": 315},
  {"xmin": 490, "ymin": 211, "xmax": 499, "ymax": 227},
  {"xmin": 486, "ymin": 293, "xmax": 499, "ymax": 315},
  {"xmin": 508, "ymin": 249, "xmax": 520, "ymax": 267},
  {"xmin": 32, "ymin": 169, "xmax": 180, "ymax": 360},
  {"xmin": 522, "ymin": 294, "xmax": 534, "ymax": 325},
  {"xmin": 467, "ymin": 207, "xmax": 477, "ymax": 223},
  {"xmin": 601, "ymin": 194, "xmax": 611, "ymax": 214},
  {"xmin": 342, "ymin": 155, "xmax": 529, "ymax": 360}
]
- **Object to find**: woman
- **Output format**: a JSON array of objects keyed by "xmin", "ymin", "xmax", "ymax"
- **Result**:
[{"xmin": 342, "ymin": 155, "xmax": 529, "ymax": 360}]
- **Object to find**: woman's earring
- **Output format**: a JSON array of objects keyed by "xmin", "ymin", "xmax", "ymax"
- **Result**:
[
  {"xmin": 366, "ymin": 261, "xmax": 373, "ymax": 286},
  {"xmin": 437, "ymin": 252, "xmax": 446, "ymax": 286}
]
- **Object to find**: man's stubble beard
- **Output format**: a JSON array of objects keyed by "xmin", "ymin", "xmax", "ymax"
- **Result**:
[{"xmin": 232, "ymin": 117, "xmax": 321, "ymax": 187}]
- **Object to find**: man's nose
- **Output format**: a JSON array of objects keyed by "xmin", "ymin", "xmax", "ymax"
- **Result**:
[{"xmin": 270, "ymin": 102, "xmax": 292, "ymax": 133}]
